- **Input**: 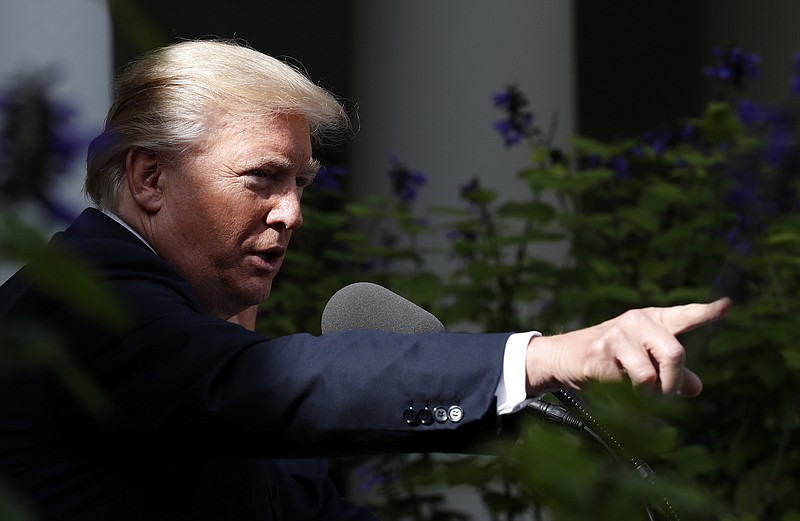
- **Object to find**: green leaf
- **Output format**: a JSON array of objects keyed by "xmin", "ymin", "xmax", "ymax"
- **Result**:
[
  {"xmin": 702, "ymin": 101, "xmax": 743, "ymax": 143},
  {"xmin": 497, "ymin": 201, "xmax": 556, "ymax": 223},
  {"xmin": 571, "ymin": 135, "xmax": 637, "ymax": 159},
  {"xmin": 782, "ymin": 510, "xmax": 800, "ymax": 521},
  {"xmin": 707, "ymin": 327, "xmax": 764, "ymax": 356},
  {"xmin": 1, "ymin": 216, "xmax": 129, "ymax": 330},
  {"xmin": 666, "ymin": 445, "xmax": 716, "ymax": 476},
  {"xmin": 461, "ymin": 186, "xmax": 497, "ymax": 204},
  {"xmin": 0, "ymin": 479, "xmax": 35, "ymax": 521},
  {"xmin": 764, "ymin": 230, "xmax": 800, "ymax": 246},
  {"xmin": 641, "ymin": 180, "xmax": 686, "ymax": 207},
  {"xmin": 569, "ymin": 168, "xmax": 615, "ymax": 193},
  {"xmin": 780, "ymin": 346, "xmax": 800, "ymax": 370},
  {"xmin": 530, "ymin": 145, "xmax": 551, "ymax": 164},
  {"xmin": 344, "ymin": 202, "xmax": 381, "ymax": 217},
  {"xmin": 617, "ymin": 207, "xmax": 660, "ymax": 233},
  {"xmin": 584, "ymin": 284, "xmax": 641, "ymax": 305}
]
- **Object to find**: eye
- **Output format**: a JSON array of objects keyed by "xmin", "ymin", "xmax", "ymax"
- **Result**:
[
  {"xmin": 295, "ymin": 175, "xmax": 315, "ymax": 190},
  {"xmin": 248, "ymin": 169, "xmax": 273, "ymax": 179}
]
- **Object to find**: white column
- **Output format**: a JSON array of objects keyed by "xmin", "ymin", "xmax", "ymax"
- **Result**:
[
  {"xmin": 349, "ymin": 0, "xmax": 575, "ymax": 267},
  {"xmin": 347, "ymin": 3, "xmax": 574, "ymax": 518},
  {"xmin": 0, "ymin": 0, "xmax": 112, "ymax": 281}
]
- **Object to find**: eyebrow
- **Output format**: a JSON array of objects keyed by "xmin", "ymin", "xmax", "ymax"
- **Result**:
[
  {"xmin": 240, "ymin": 156, "xmax": 321, "ymax": 179},
  {"xmin": 303, "ymin": 158, "xmax": 322, "ymax": 179}
]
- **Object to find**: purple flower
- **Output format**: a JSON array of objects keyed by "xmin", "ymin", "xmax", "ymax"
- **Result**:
[
  {"xmin": 643, "ymin": 129, "xmax": 673, "ymax": 157},
  {"xmin": 677, "ymin": 123, "xmax": 697, "ymax": 142},
  {"xmin": 608, "ymin": 156, "xmax": 630, "ymax": 179},
  {"xmin": 726, "ymin": 169, "xmax": 758, "ymax": 210},
  {"xmin": 492, "ymin": 85, "xmax": 536, "ymax": 147},
  {"xmin": 311, "ymin": 163, "xmax": 346, "ymax": 192},
  {"xmin": 791, "ymin": 51, "xmax": 800, "ymax": 96},
  {"xmin": 704, "ymin": 44, "xmax": 760, "ymax": 90},
  {"xmin": 640, "ymin": 122, "xmax": 701, "ymax": 158},
  {"xmin": 765, "ymin": 121, "xmax": 792, "ymax": 167},
  {"xmin": 387, "ymin": 157, "xmax": 426, "ymax": 204},
  {"xmin": 579, "ymin": 154, "xmax": 601, "ymax": 170},
  {"xmin": 791, "ymin": 76, "xmax": 800, "ymax": 97},
  {"xmin": 737, "ymin": 99, "xmax": 762, "ymax": 126},
  {"xmin": 722, "ymin": 163, "xmax": 784, "ymax": 257},
  {"xmin": 0, "ymin": 73, "xmax": 82, "ymax": 221},
  {"xmin": 725, "ymin": 218, "xmax": 756, "ymax": 256}
]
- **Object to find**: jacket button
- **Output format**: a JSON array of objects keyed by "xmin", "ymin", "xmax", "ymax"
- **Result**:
[
  {"xmin": 433, "ymin": 406, "xmax": 449, "ymax": 423},
  {"xmin": 448, "ymin": 405, "xmax": 464, "ymax": 423},
  {"xmin": 403, "ymin": 406, "xmax": 418, "ymax": 426},
  {"xmin": 418, "ymin": 407, "xmax": 433, "ymax": 425}
]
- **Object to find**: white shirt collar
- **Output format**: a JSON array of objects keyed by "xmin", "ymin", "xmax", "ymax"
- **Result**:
[{"xmin": 100, "ymin": 209, "xmax": 157, "ymax": 254}]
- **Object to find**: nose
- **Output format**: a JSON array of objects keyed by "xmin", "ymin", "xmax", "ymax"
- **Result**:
[{"xmin": 265, "ymin": 185, "xmax": 303, "ymax": 230}]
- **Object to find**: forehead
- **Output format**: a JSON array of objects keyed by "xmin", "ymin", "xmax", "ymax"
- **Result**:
[{"xmin": 201, "ymin": 112, "xmax": 312, "ymax": 160}]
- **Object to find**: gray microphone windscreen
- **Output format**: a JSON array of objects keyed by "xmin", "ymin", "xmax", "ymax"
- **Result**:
[{"xmin": 321, "ymin": 282, "xmax": 445, "ymax": 334}]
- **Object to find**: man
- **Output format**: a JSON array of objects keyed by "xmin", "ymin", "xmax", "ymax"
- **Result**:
[{"xmin": 0, "ymin": 40, "xmax": 730, "ymax": 520}]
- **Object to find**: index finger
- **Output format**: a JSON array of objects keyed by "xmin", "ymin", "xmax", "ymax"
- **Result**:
[{"xmin": 659, "ymin": 297, "xmax": 732, "ymax": 335}]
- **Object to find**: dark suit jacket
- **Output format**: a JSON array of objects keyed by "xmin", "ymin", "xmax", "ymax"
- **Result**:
[{"xmin": 0, "ymin": 209, "xmax": 512, "ymax": 520}]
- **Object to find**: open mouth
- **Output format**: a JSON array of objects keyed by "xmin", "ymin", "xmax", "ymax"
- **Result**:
[
  {"xmin": 253, "ymin": 248, "xmax": 284, "ymax": 265},
  {"xmin": 251, "ymin": 249, "xmax": 285, "ymax": 269},
  {"xmin": 255, "ymin": 250, "xmax": 282, "ymax": 261}
]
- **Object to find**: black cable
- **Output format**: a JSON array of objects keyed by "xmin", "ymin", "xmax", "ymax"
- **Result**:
[
  {"xmin": 526, "ymin": 398, "xmax": 585, "ymax": 430},
  {"xmin": 581, "ymin": 424, "xmax": 657, "ymax": 521},
  {"xmin": 552, "ymin": 389, "xmax": 680, "ymax": 521},
  {"xmin": 526, "ymin": 392, "xmax": 679, "ymax": 521}
]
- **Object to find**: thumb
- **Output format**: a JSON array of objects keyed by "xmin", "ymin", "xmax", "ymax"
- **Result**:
[{"xmin": 677, "ymin": 368, "xmax": 703, "ymax": 397}]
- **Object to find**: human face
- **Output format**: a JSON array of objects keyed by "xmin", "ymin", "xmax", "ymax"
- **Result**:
[{"xmin": 151, "ymin": 113, "xmax": 316, "ymax": 319}]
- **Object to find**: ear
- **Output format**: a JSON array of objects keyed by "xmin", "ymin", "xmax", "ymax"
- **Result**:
[{"xmin": 125, "ymin": 147, "xmax": 164, "ymax": 213}]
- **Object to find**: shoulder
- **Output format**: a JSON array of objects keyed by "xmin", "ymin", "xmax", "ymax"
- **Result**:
[{"xmin": 53, "ymin": 208, "xmax": 201, "ymax": 311}]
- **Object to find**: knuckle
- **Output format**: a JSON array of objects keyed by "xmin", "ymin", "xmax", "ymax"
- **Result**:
[
  {"xmin": 588, "ymin": 336, "xmax": 614, "ymax": 359},
  {"xmin": 621, "ymin": 308, "xmax": 647, "ymax": 323},
  {"xmin": 659, "ymin": 344, "xmax": 686, "ymax": 364},
  {"xmin": 631, "ymin": 366, "xmax": 658, "ymax": 385},
  {"xmin": 599, "ymin": 323, "xmax": 625, "ymax": 345}
]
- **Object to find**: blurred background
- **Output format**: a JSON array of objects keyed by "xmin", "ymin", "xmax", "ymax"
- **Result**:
[
  {"xmin": 2, "ymin": 1, "xmax": 800, "ymax": 520},
  {"xmin": 4, "ymin": 0, "xmax": 799, "ymax": 282}
]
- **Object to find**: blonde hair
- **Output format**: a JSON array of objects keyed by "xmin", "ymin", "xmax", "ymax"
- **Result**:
[{"xmin": 85, "ymin": 39, "xmax": 350, "ymax": 210}]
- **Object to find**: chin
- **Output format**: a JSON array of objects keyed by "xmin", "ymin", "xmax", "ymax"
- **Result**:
[
  {"xmin": 244, "ymin": 282, "xmax": 273, "ymax": 305},
  {"xmin": 222, "ymin": 277, "xmax": 274, "ymax": 313}
]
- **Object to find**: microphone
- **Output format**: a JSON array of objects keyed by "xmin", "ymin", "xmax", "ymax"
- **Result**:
[{"xmin": 321, "ymin": 282, "xmax": 445, "ymax": 334}]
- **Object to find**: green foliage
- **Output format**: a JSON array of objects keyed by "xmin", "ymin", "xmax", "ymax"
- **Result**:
[
  {"xmin": 263, "ymin": 56, "xmax": 800, "ymax": 520},
  {"xmin": 0, "ymin": 480, "xmax": 34, "ymax": 521},
  {"xmin": 0, "ymin": 216, "xmax": 126, "ymax": 421}
]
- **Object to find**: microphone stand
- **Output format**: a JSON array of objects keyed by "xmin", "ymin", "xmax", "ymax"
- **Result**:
[{"xmin": 526, "ymin": 390, "xmax": 680, "ymax": 521}]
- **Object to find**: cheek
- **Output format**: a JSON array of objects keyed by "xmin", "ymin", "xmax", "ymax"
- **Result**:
[
  {"xmin": 172, "ymin": 188, "xmax": 245, "ymax": 245},
  {"xmin": 195, "ymin": 179, "xmax": 249, "ymax": 218},
  {"xmin": 206, "ymin": 189, "xmax": 267, "ymax": 244}
]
